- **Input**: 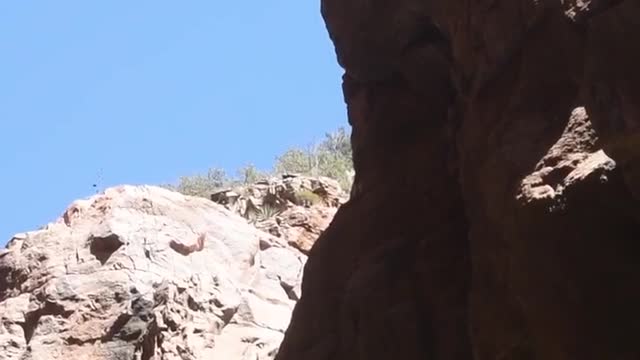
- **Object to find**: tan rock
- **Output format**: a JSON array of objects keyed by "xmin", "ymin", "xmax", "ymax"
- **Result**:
[
  {"xmin": 210, "ymin": 174, "xmax": 345, "ymax": 253},
  {"xmin": 0, "ymin": 185, "xmax": 308, "ymax": 359}
]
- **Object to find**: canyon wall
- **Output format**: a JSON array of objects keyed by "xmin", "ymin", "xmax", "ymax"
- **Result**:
[{"xmin": 276, "ymin": 1, "xmax": 640, "ymax": 359}]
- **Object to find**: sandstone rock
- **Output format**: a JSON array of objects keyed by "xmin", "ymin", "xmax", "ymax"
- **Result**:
[
  {"xmin": 518, "ymin": 107, "xmax": 609, "ymax": 205},
  {"xmin": 211, "ymin": 174, "xmax": 344, "ymax": 254},
  {"xmin": 277, "ymin": 2, "xmax": 640, "ymax": 360},
  {"xmin": 0, "ymin": 185, "xmax": 307, "ymax": 359},
  {"xmin": 276, "ymin": 206, "xmax": 336, "ymax": 254},
  {"xmin": 211, "ymin": 174, "xmax": 346, "ymax": 212}
]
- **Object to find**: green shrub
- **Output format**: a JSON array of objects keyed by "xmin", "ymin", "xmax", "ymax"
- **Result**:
[
  {"xmin": 166, "ymin": 127, "xmax": 354, "ymax": 198},
  {"xmin": 172, "ymin": 168, "xmax": 231, "ymax": 198},
  {"xmin": 274, "ymin": 127, "xmax": 354, "ymax": 190},
  {"xmin": 237, "ymin": 163, "xmax": 269, "ymax": 184},
  {"xmin": 275, "ymin": 148, "xmax": 314, "ymax": 175},
  {"xmin": 295, "ymin": 189, "xmax": 322, "ymax": 207}
]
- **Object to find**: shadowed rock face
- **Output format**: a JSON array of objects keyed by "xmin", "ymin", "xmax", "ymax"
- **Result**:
[{"xmin": 276, "ymin": 1, "xmax": 640, "ymax": 360}]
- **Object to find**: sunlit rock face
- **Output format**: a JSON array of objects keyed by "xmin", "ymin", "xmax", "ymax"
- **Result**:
[
  {"xmin": 276, "ymin": 1, "xmax": 640, "ymax": 359},
  {"xmin": 0, "ymin": 185, "xmax": 308, "ymax": 360}
]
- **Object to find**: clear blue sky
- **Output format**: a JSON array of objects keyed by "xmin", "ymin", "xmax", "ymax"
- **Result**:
[{"xmin": 0, "ymin": 1, "xmax": 347, "ymax": 244}]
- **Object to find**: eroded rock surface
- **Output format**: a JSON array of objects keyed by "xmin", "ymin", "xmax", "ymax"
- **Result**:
[
  {"xmin": 211, "ymin": 174, "xmax": 347, "ymax": 254},
  {"xmin": 277, "ymin": 1, "xmax": 640, "ymax": 360},
  {"xmin": 0, "ymin": 185, "xmax": 308, "ymax": 360}
]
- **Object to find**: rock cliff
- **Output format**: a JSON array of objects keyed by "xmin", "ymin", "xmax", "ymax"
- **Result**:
[
  {"xmin": 276, "ymin": 1, "xmax": 640, "ymax": 360},
  {"xmin": 0, "ymin": 179, "xmax": 340, "ymax": 360}
]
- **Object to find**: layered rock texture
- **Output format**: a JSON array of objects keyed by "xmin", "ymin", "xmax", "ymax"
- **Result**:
[
  {"xmin": 210, "ymin": 174, "xmax": 347, "ymax": 254},
  {"xmin": 0, "ymin": 181, "xmax": 340, "ymax": 359},
  {"xmin": 276, "ymin": 1, "xmax": 640, "ymax": 360}
]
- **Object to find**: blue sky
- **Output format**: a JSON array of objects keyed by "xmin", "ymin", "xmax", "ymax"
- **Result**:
[{"xmin": 0, "ymin": 1, "xmax": 346, "ymax": 243}]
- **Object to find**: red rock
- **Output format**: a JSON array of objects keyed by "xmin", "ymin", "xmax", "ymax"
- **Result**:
[{"xmin": 277, "ymin": 2, "xmax": 640, "ymax": 359}]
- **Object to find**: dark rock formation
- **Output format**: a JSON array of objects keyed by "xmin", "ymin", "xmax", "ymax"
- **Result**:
[{"xmin": 276, "ymin": 1, "xmax": 640, "ymax": 359}]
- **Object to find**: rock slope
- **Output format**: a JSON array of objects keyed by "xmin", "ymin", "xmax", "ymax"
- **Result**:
[
  {"xmin": 0, "ymin": 185, "xmax": 312, "ymax": 360},
  {"xmin": 276, "ymin": 1, "xmax": 640, "ymax": 360}
]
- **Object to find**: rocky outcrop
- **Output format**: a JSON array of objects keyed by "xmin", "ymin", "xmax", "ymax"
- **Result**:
[
  {"xmin": 210, "ymin": 174, "xmax": 347, "ymax": 253},
  {"xmin": 0, "ymin": 185, "xmax": 309, "ymax": 359},
  {"xmin": 277, "ymin": 1, "xmax": 640, "ymax": 360}
]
